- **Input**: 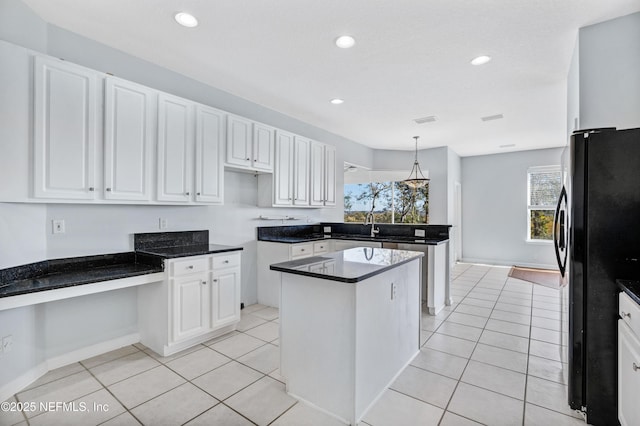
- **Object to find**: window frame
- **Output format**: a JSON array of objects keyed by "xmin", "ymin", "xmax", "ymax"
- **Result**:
[{"xmin": 526, "ymin": 165, "xmax": 562, "ymax": 243}]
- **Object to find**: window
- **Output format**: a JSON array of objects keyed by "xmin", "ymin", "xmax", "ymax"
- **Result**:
[
  {"xmin": 344, "ymin": 181, "xmax": 429, "ymax": 224},
  {"xmin": 527, "ymin": 166, "xmax": 562, "ymax": 241}
]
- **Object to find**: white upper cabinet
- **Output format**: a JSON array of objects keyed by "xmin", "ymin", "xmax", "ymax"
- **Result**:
[
  {"xmin": 33, "ymin": 56, "xmax": 99, "ymax": 199},
  {"xmin": 195, "ymin": 105, "xmax": 225, "ymax": 204},
  {"xmin": 226, "ymin": 114, "xmax": 275, "ymax": 172},
  {"xmin": 310, "ymin": 141, "xmax": 325, "ymax": 206},
  {"xmin": 324, "ymin": 144, "xmax": 337, "ymax": 206},
  {"xmin": 293, "ymin": 136, "xmax": 310, "ymax": 206},
  {"xmin": 310, "ymin": 141, "xmax": 336, "ymax": 207},
  {"xmin": 273, "ymin": 130, "xmax": 295, "ymax": 206},
  {"xmin": 226, "ymin": 114, "xmax": 252, "ymax": 168},
  {"xmin": 252, "ymin": 122, "xmax": 275, "ymax": 172},
  {"xmin": 104, "ymin": 77, "xmax": 155, "ymax": 201},
  {"xmin": 157, "ymin": 93, "xmax": 194, "ymax": 202}
]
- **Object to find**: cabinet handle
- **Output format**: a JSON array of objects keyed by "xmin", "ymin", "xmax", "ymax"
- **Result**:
[
  {"xmin": 106, "ymin": 188, "xmax": 112, "ymax": 192},
  {"xmin": 634, "ymin": 363, "xmax": 639, "ymax": 371},
  {"xmin": 88, "ymin": 187, "xmax": 95, "ymax": 191},
  {"xmin": 201, "ymin": 281, "xmax": 207, "ymax": 285},
  {"xmin": 622, "ymin": 311, "xmax": 631, "ymax": 318}
]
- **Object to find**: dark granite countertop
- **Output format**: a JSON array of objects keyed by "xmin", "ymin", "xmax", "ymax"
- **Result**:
[
  {"xmin": 258, "ymin": 233, "xmax": 447, "ymax": 245},
  {"xmin": 137, "ymin": 244, "xmax": 243, "ymax": 258},
  {"xmin": 0, "ymin": 252, "xmax": 164, "ymax": 299},
  {"xmin": 618, "ymin": 279, "xmax": 640, "ymax": 305},
  {"xmin": 270, "ymin": 247, "xmax": 424, "ymax": 283}
]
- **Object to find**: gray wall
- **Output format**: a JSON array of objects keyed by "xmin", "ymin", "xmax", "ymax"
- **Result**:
[
  {"xmin": 579, "ymin": 12, "xmax": 640, "ymax": 130},
  {"xmin": 461, "ymin": 148, "xmax": 563, "ymax": 268}
]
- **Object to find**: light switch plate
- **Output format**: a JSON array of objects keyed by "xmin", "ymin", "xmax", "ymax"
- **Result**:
[{"xmin": 415, "ymin": 229, "xmax": 425, "ymax": 237}]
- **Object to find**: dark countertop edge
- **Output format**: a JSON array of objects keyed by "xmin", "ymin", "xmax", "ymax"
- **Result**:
[
  {"xmin": 136, "ymin": 246, "xmax": 243, "ymax": 259},
  {"xmin": 0, "ymin": 267, "xmax": 163, "ymax": 299},
  {"xmin": 270, "ymin": 253, "xmax": 424, "ymax": 284},
  {"xmin": 258, "ymin": 235, "xmax": 448, "ymax": 245},
  {"xmin": 617, "ymin": 279, "xmax": 640, "ymax": 305}
]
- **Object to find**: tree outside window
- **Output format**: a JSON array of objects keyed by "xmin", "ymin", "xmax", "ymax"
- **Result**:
[
  {"xmin": 527, "ymin": 166, "xmax": 562, "ymax": 240},
  {"xmin": 344, "ymin": 181, "xmax": 429, "ymax": 224}
]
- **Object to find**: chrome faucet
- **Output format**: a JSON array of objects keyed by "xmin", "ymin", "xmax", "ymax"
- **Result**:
[{"xmin": 364, "ymin": 212, "xmax": 379, "ymax": 237}]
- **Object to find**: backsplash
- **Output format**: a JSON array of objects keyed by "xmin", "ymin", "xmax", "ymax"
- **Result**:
[{"xmin": 134, "ymin": 230, "xmax": 209, "ymax": 250}]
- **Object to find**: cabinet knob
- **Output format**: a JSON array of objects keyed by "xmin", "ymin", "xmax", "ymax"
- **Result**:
[
  {"xmin": 88, "ymin": 187, "xmax": 95, "ymax": 191},
  {"xmin": 622, "ymin": 311, "xmax": 631, "ymax": 318},
  {"xmin": 224, "ymin": 260, "xmax": 229, "ymax": 264},
  {"xmin": 196, "ymin": 192, "xmax": 201, "ymax": 196},
  {"xmin": 246, "ymin": 157, "xmax": 250, "ymax": 161},
  {"xmin": 106, "ymin": 188, "xmax": 112, "ymax": 192},
  {"xmin": 186, "ymin": 191, "xmax": 190, "ymax": 196},
  {"xmin": 634, "ymin": 363, "xmax": 639, "ymax": 371},
  {"xmin": 187, "ymin": 265, "xmax": 194, "ymax": 269},
  {"xmin": 202, "ymin": 281, "xmax": 207, "ymax": 285},
  {"xmin": 301, "ymin": 249, "xmax": 305, "ymax": 252},
  {"xmin": 213, "ymin": 279, "xmax": 218, "ymax": 282}
]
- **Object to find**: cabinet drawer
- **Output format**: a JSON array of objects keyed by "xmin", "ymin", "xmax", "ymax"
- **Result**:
[
  {"xmin": 290, "ymin": 243, "xmax": 313, "ymax": 259},
  {"xmin": 212, "ymin": 252, "xmax": 241, "ymax": 269},
  {"xmin": 313, "ymin": 241, "xmax": 329, "ymax": 254},
  {"xmin": 170, "ymin": 257, "xmax": 209, "ymax": 276},
  {"xmin": 620, "ymin": 292, "xmax": 640, "ymax": 337}
]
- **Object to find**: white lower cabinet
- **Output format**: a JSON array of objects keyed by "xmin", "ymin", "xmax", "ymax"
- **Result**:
[
  {"xmin": 139, "ymin": 251, "xmax": 241, "ymax": 356},
  {"xmin": 257, "ymin": 240, "xmax": 334, "ymax": 307},
  {"xmin": 619, "ymin": 292, "xmax": 640, "ymax": 426}
]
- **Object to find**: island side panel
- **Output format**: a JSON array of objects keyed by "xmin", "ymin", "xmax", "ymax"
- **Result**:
[
  {"xmin": 280, "ymin": 274, "xmax": 356, "ymax": 423},
  {"xmin": 354, "ymin": 259, "xmax": 421, "ymax": 420}
]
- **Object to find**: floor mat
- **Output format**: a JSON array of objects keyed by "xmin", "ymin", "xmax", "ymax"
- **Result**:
[{"xmin": 508, "ymin": 266, "xmax": 562, "ymax": 288}]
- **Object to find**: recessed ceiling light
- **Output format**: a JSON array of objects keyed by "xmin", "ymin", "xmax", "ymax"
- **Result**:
[
  {"xmin": 471, "ymin": 55, "xmax": 491, "ymax": 65},
  {"xmin": 175, "ymin": 12, "xmax": 198, "ymax": 28},
  {"xmin": 335, "ymin": 35, "xmax": 356, "ymax": 49},
  {"xmin": 414, "ymin": 116, "xmax": 437, "ymax": 124},
  {"xmin": 330, "ymin": 98, "xmax": 344, "ymax": 105}
]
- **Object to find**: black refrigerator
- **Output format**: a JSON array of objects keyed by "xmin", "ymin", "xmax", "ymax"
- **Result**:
[{"xmin": 554, "ymin": 127, "xmax": 640, "ymax": 426}]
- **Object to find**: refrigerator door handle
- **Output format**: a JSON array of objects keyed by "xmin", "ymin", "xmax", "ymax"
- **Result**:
[{"xmin": 554, "ymin": 186, "xmax": 568, "ymax": 277}]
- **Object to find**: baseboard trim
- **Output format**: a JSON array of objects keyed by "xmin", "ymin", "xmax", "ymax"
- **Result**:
[
  {"xmin": 459, "ymin": 258, "xmax": 556, "ymax": 271},
  {"xmin": 47, "ymin": 333, "xmax": 140, "ymax": 370},
  {"xmin": 0, "ymin": 333, "xmax": 139, "ymax": 402}
]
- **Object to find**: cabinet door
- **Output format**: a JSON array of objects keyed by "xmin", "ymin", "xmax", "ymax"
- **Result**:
[
  {"xmin": 309, "ymin": 141, "xmax": 325, "ymax": 206},
  {"xmin": 195, "ymin": 105, "xmax": 224, "ymax": 203},
  {"xmin": 293, "ymin": 136, "xmax": 310, "ymax": 206},
  {"xmin": 104, "ymin": 77, "xmax": 154, "ymax": 201},
  {"xmin": 211, "ymin": 267, "xmax": 241, "ymax": 328},
  {"xmin": 324, "ymin": 144, "xmax": 337, "ymax": 206},
  {"xmin": 157, "ymin": 93, "xmax": 193, "ymax": 202},
  {"xmin": 226, "ymin": 115, "xmax": 252, "ymax": 168},
  {"xmin": 273, "ymin": 131, "xmax": 294, "ymax": 205},
  {"xmin": 172, "ymin": 273, "xmax": 211, "ymax": 343},
  {"xmin": 33, "ymin": 56, "xmax": 98, "ymax": 199},
  {"xmin": 252, "ymin": 123, "xmax": 275, "ymax": 172},
  {"xmin": 619, "ymin": 322, "xmax": 640, "ymax": 426}
]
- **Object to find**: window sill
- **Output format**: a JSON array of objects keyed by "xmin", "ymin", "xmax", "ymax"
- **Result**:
[{"xmin": 526, "ymin": 239, "xmax": 553, "ymax": 245}]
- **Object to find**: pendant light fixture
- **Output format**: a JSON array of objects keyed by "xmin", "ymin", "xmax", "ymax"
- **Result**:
[{"xmin": 403, "ymin": 136, "xmax": 429, "ymax": 189}]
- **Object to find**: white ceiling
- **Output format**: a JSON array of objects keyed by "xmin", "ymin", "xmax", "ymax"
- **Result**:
[{"xmin": 22, "ymin": 0, "xmax": 640, "ymax": 156}]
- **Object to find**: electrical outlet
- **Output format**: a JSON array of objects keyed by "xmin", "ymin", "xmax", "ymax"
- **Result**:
[
  {"xmin": 52, "ymin": 219, "xmax": 65, "ymax": 234},
  {"xmin": 414, "ymin": 229, "xmax": 425, "ymax": 237},
  {"xmin": 159, "ymin": 218, "xmax": 168, "ymax": 230},
  {"xmin": 324, "ymin": 226, "xmax": 331, "ymax": 233},
  {"xmin": 2, "ymin": 335, "xmax": 13, "ymax": 353},
  {"xmin": 391, "ymin": 283, "xmax": 397, "ymax": 300}
]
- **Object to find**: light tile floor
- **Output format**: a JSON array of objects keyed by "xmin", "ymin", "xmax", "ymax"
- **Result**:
[{"xmin": 4, "ymin": 264, "xmax": 588, "ymax": 425}]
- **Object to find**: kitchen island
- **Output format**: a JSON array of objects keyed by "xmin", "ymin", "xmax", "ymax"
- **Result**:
[{"xmin": 270, "ymin": 247, "xmax": 423, "ymax": 425}]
